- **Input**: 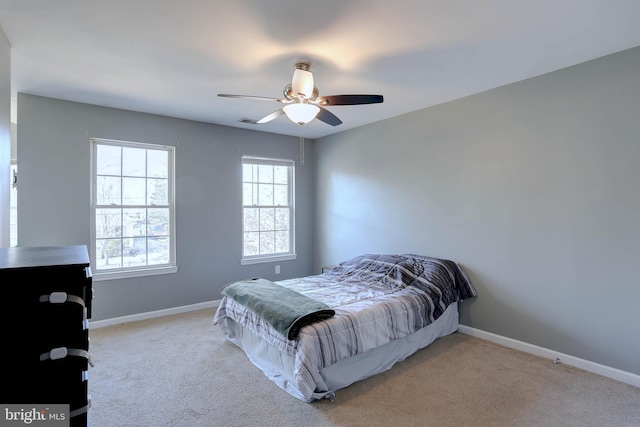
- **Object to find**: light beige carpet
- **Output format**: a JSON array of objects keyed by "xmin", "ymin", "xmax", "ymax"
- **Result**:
[{"xmin": 88, "ymin": 309, "xmax": 640, "ymax": 427}]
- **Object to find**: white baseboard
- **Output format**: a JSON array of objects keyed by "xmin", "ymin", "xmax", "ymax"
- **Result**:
[
  {"xmin": 89, "ymin": 300, "xmax": 221, "ymax": 329},
  {"xmin": 458, "ymin": 325, "xmax": 640, "ymax": 389},
  {"xmin": 89, "ymin": 303, "xmax": 639, "ymax": 389}
]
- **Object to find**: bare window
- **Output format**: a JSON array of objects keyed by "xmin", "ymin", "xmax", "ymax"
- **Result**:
[
  {"xmin": 91, "ymin": 138, "xmax": 176, "ymax": 279},
  {"xmin": 241, "ymin": 156, "xmax": 296, "ymax": 264}
]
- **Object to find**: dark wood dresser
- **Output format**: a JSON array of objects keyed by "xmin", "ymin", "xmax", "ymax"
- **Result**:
[{"xmin": 0, "ymin": 245, "xmax": 93, "ymax": 426}]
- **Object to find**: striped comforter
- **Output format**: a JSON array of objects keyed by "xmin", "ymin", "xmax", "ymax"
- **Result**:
[{"xmin": 213, "ymin": 254, "xmax": 477, "ymax": 401}]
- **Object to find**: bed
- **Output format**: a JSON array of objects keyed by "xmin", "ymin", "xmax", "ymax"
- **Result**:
[{"xmin": 213, "ymin": 253, "xmax": 477, "ymax": 402}]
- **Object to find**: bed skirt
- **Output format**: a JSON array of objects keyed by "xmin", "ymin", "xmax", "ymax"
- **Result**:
[{"xmin": 220, "ymin": 302, "xmax": 460, "ymax": 402}]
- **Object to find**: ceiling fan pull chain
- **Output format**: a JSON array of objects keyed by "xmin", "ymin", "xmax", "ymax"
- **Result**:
[{"xmin": 299, "ymin": 124, "xmax": 305, "ymax": 166}]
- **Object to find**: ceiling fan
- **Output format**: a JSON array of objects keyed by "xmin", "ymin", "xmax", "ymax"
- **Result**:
[{"xmin": 218, "ymin": 62, "xmax": 383, "ymax": 127}]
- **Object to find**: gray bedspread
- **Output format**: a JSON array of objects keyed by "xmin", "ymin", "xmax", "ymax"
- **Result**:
[{"xmin": 213, "ymin": 253, "xmax": 477, "ymax": 401}]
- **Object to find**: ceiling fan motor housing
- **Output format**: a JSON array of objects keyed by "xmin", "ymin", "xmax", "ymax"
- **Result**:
[{"xmin": 284, "ymin": 83, "xmax": 318, "ymax": 101}]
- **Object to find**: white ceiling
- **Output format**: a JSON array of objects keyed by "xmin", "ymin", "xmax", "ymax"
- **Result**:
[{"xmin": 1, "ymin": 0, "xmax": 640, "ymax": 139}]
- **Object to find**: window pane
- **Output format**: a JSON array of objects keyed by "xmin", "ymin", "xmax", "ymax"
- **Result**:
[
  {"xmin": 125, "ymin": 237, "xmax": 148, "ymax": 265},
  {"xmin": 122, "ymin": 147, "xmax": 146, "ymax": 177},
  {"xmin": 275, "ymin": 231, "xmax": 289, "ymax": 253},
  {"xmin": 148, "ymin": 178, "xmax": 168, "ymax": 205},
  {"xmin": 259, "ymin": 231, "xmax": 275, "ymax": 254},
  {"xmin": 147, "ymin": 150, "xmax": 168, "ymax": 178},
  {"xmin": 123, "ymin": 177, "xmax": 146, "ymax": 205},
  {"xmin": 97, "ymin": 176, "xmax": 121, "ymax": 205},
  {"xmin": 258, "ymin": 164, "xmax": 273, "ymax": 183},
  {"xmin": 244, "ymin": 232, "xmax": 259, "ymax": 256},
  {"xmin": 148, "ymin": 237, "xmax": 170, "ymax": 264},
  {"xmin": 130, "ymin": 237, "xmax": 147, "ymax": 255},
  {"xmin": 275, "ymin": 208, "xmax": 289, "ymax": 231},
  {"xmin": 96, "ymin": 238, "xmax": 124, "ymax": 269},
  {"xmin": 251, "ymin": 183, "xmax": 258, "ymax": 205},
  {"xmin": 258, "ymin": 184, "xmax": 273, "ymax": 205},
  {"xmin": 242, "ymin": 183, "xmax": 253, "ymax": 206},
  {"xmin": 273, "ymin": 184, "xmax": 287, "ymax": 206},
  {"xmin": 96, "ymin": 208, "xmax": 121, "ymax": 238},
  {"xmin": 244, "ymin": 208, "xmax": 259, "ymax": 232},
  {"xmin": 122, "ymin": 208, "xmax": 146, "ymax": 236},
  {"xmin": 148, "ymin": 208, "xmax": 170, "ymax": 236},
  {"xmin": 259, "ymin": 208, "xmax": 274, "ymax": 231},
  {"xmin": 274, "ymin": 166, "xmax": 287, "ymax": 184},
  {"xmin": 97, "ymin": 145, "xmax": 121, "ymax": 175},
  {"xmin": 243, "ymin": 164, "xmax": 256, "ymax": 182}
]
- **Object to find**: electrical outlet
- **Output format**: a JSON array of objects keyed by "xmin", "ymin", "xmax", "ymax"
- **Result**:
[{"xmin": 275, "ymin": 265, "xmax": 280, "ymax": 274}]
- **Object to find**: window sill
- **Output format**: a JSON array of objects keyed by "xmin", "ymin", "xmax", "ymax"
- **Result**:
[
  {"xmin": 241, "ymin": 254, "xmax": 297, "ymax": 265},
  {"xmin": 92, "ymin": 265, "xmax": 178, "ymax": 281}
]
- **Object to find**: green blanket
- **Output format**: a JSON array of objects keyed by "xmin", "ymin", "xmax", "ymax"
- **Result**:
[{"xmin": 221, "ymin": 277, "xmax": 335, "ymax": 340}]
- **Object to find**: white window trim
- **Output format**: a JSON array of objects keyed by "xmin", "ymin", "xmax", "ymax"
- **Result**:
[
  {"xmin": 92, "ymin": 265, "xmax": 178, "ymax": 281},
  {"xmin": 241, "ymin": 156, "xmax": 296, "ymax": 265},
  {"xmin": 240, "ymin": 254, "xmax": 297, "ymax": 266},
  {"xmin": 90, "ymin": 137, "xmax": 177, "ymax": 279}
]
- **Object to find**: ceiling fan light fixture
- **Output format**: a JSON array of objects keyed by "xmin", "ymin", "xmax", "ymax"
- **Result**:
[
  {"xmin": 292, "ymin": 64, "xmax": 314, "ymax": 98},
  {"xmin": 218, "ymin": 61, "xmax": 383, "ymax": 128},
  {"xmin": 283, "ymin": 103, "xmax": 320, "ymax": 125}
]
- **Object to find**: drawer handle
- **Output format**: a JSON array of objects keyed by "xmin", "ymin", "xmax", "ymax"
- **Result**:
[
  {"xmin": 40, "ymin": 292, "xmax": 89, "ymax": 325},
  {"xmin": 69, "ymin": 397, "xmax": 91, "ymax": 418},
  {"xmin": 40, "ymin": 292, "xmax": 86, "ymax": 307},
  {"xmin": 40, "ymin": 346, "xmax": 95, "ymax": 367}
]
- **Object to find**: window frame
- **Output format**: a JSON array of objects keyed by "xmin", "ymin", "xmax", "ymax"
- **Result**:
[
  {"xmin": 90, "ymin": 137, "xmax": 177, "ymax": 281},
  {"xmin": 241, "ymin": 156, "xmax": 296, "ymax": 265}
]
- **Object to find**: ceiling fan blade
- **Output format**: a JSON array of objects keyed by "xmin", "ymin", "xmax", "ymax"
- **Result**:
[
  {"xmin": 218, "ymin": 94, "xmax": 287, "ymax": 103},
  {"xmin": 316, "ymin": 107, "xmax": 343, "ymax": 126},
  {"xmin": 255, "ymin": 109, "xmax": 286, "ymax": 124},
  {"xmin": 315, "ymin": 94, "xmax": 384, "ymax": 106}
]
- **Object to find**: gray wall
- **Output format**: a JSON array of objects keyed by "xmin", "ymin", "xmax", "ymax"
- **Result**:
[
  {"xmin": 314, "ymin": 46, "xmax": 640, "ymax": 375},
  {"xmin": 17, "ymin": 94, "xmax": 315, "ymax": 320},
  {"xmin": 0, "ymin": 25, "xmax": 10, "ymax": 247}
]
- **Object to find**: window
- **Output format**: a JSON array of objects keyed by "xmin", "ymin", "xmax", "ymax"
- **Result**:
[
  {"xmin": 91, "ymin": 138, "xmax": 177, "ymax": 279},
  {"xmin": 241, "ymin": 156, "xmax": 296, "ymax": 264}
]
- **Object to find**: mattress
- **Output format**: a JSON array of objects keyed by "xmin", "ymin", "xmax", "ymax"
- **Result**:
[{"xmin": 213, "ymin": 253, "xmax": 477, "ymax": 402}]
